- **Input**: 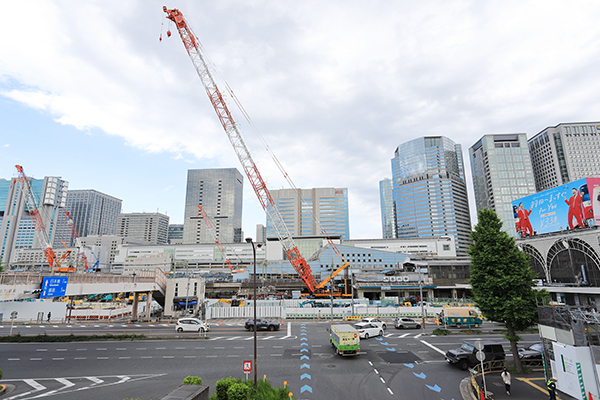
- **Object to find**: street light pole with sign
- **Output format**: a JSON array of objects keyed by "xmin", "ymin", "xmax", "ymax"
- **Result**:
[
  {"xmin": 474, "ymin": 340, "xmax": 487, "ymax": 396},
  {"xmin": 246, "ymin": 237, "xmax": 262, "ymax": 388}
]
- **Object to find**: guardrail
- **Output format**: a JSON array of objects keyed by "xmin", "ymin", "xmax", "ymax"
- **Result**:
[{"xmin": 469, "ymin": 360, "xmax": 507, "ymax": 400}]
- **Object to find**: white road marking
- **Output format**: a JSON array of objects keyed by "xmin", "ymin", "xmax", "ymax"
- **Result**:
[{"xmin": 419, "ymin": 339, "xmax": 446, "ymax": 355}]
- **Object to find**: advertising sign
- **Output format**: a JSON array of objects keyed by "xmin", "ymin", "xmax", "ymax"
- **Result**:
[
  {"xmin": 512, "ymin": 178, "xmax": 599, "ymax": 236},
  {"xmin": 40, "ymin": 276, "xmax": 68, "ymax": 298}
]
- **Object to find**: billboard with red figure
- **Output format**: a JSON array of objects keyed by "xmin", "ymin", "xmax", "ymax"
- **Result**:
[{"xmin": 512, "ymin": 178, "xmax": 598, "ymax": 237}]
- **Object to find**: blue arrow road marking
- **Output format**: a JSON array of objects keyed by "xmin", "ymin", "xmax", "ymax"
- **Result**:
[
  {"xmin": 301, "ymin": 343, "xmax": 308, "ymax": 346},
  {"xmin": 301, "ymin": 337, "xmax": 307, "ymax": 341},
  {"xmin": 380, "ymin": 342, "xmax": 389, "ymax": 346},
  {"xmin": 376, "ymin": 337, "xmax": 382, "ymax": 341},
  {"xmin": 301, "ymin": 385, "xmax": 313, "ymax": 393},
  {"xmin": 300, "ymin": 363, "xmax": 310, "ymax": 369},
  {"xmin": 425, "ymin": 384, "xmax": 441, "ymax": 393},
  {"xmin": 413, "ymin": 372, "xmax": 426, "ymax": 379},
  {"xmin": 301, "ymin": 373, "xmax": 311, "ymax": 380},
  {"xmin": 301, "ymin": 355, "xmax": 309, "ymax": 360},
  {"xmin": 403, "ymin": 363, "xmax": 414, "ymax": 368},
  {"xmin": 386, "ymin": 347, "xmax": 396, "ymax": 351},
  {"xmin": 301, "ymin": 348, "xmax": 308, "ymax": 352}
]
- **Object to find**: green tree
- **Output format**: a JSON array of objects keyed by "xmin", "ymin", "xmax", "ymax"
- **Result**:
[{"xmin": 468, "ymin": 208, "xmax": 548, "ymax": 373}]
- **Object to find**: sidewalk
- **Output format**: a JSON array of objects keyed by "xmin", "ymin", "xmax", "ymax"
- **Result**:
[{"xmin": 460, "ymin": 369, "xmax": 578, "ymax": 400}]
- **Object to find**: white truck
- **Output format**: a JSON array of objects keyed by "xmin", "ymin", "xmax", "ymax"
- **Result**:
[{"xmin": 330, "ymin": 324, "xmax": 360, "ymax": 356}]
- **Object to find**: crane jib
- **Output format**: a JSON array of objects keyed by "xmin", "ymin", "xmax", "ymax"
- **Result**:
[{"xmin": 163, "ymin": 7, "xmax": 320, "ymax": 293}]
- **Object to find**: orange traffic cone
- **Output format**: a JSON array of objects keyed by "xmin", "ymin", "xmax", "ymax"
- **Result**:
[{"xmin": 219, "ymin": 320, "xmax": 222, "ymax": 326}]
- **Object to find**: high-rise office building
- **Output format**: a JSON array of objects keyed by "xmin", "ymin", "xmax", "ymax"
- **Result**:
[
  {"xmin": 183, "ymin": 168, "xmax": 243, "ymax": 244},
  {"xmin": 1, "ymin": 175, "xmax": 68, "ymax": 265},
  {"xmin": 379, "ymin": 178, "xmax": 396, "ymax": 239},
  {"xmin": 168, "ymin": 224, "xmax": 184, "ymax": 244},
  {"xmin": 470, "ymin": 134, "xmax": 537, "ymax": 237},
  {"xmin": 266, "ymin": 187, "xmax": 350, "ymax": 240},
  {"xmin": 528, "ymin": 122, "xmax": 600, "ymax": 192},
  {"xmin": 53, "ymin": 189, "xmax": 122, "ymax": 247},
  {"xmin": 391, "ymin": 136, "xmax": 471, "ymax": 256},
  {"xmin": 117, "ymin": 212, "xmax": 169, "ymax": 245}
]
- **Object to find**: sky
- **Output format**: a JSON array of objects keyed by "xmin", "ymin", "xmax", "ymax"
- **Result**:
[{"xmin": 1, "ymin": 0, "xmax": 599, "ymax": 240}]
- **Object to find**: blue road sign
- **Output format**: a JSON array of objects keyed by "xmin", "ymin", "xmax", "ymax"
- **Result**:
[{"xmin": 40, "ymin": 277, "xmax": 68, "ymax": 298}]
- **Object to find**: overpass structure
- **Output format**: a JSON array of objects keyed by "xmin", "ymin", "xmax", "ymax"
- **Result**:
[{"xmin": 0, "ymin": 269, "xmax": 167, "ymax": 317}]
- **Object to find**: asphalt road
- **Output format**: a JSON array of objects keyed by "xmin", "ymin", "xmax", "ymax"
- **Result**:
[{"xmin": 0, "ymin": 321, "xmax": 542, "ymax": 400}]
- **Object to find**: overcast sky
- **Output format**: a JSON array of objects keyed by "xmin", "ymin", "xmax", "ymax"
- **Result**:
[{"xmin": 1, "ymin": 0, "xmax": 599, "ymax": 240}]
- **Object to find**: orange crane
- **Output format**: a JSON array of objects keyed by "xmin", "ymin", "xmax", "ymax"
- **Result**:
[
  {"xmin": 15, "ymin": 165, "xmax": 60, "ymax": 272},
  {"xmin": 197, "ymin": 205, "xmax": 243, "ymax": 273},
  {"xmin": 163, "ymin": 7, "xmax": 323, "ymax": 292}
]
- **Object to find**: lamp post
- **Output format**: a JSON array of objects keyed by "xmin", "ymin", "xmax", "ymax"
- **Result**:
[{"xmin": 246, "ymin": 237, "xmax": 262, "ymax": 388}]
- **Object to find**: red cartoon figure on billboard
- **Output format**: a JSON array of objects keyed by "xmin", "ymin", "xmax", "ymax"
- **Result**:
[
  {"xmin": 517, "ymin": 203, "xmax": 534, "ymax": 236},
  {"xmin": 563, "ymin": 187, "xmax": 585, "ymax": 229}
]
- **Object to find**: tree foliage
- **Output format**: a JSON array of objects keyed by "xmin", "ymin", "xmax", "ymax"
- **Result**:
[
  {"xmin": 469, "ymin": 209, "xmax": 548, "ymax": 371},
  {"xmin": 469, "ymin": 208, "xmax": 544, "ymax": 328}
]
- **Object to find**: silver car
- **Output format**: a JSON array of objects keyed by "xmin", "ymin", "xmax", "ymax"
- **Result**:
[{"xmin": 394, "ymin": 317, "xmax": 421, "ymax": 329}]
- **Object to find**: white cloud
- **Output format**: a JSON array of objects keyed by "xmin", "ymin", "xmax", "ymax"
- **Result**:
[{"xmin": 1, "ymin": 0, "xmax": 600, "ymax": 239}]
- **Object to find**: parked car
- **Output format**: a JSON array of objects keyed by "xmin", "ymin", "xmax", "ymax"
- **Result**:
[
  {"xmin": 445, "ymin": 340, "xmax": 505, "ymax": 370},
  {"xmin": 361, "ymin": 317, "xmax": 387, "ymax": 330},
  {"xmin": 518, "ymin": 343, "xmax": 544, "ymax": 360},
  {"xmin": 394, "ymin": 317, "xmax": 421, "ymax": 329},
  {"xmin": 353, "ymin": 322, "xmax": 384, "ymax": 339},
  {"xmin": 175, "ymin": 318, "xmax": 210, "ymax": 333},
  {"xmin": 245, "ymin": 318, "xmax": 280, "ymax": 331}
]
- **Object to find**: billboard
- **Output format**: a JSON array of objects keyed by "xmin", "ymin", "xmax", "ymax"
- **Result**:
[
  {"xmin": 40, "ymin": 276, "xmax": 69, "ymax": 298},
  {"xmin": 512, "ymin": 178, "xmax": 600, "ymax": 237}
]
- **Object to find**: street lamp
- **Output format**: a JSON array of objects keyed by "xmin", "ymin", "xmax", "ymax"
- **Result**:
[{"xmin": 246, "ymin": 237, "xmax": 262, "ymax": 387}]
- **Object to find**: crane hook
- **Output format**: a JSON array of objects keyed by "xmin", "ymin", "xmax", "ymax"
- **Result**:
[{"xmin": 167, "ymin": 30, "xmax": 172, "ymax": 37}]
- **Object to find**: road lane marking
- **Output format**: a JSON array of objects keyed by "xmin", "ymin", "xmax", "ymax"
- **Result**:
[
  {"xmin": 36, "ymin": 349, "xmax": 48, "ymax": 352},
  {"xmin": 419, "ymin": 340, "xmax": 446, "ymax": 355},
  {"xmin": 97, "ymin": 357, "xmax": 108, "ymax": 360},
  {"xmin": 87, "ymin": 377, "xmax": 104, "ymax": 384},
  {"xmin": 52, "ymin": 358, "xmax": 64, "ymax": 360},
  {"xmin": 116, "ymin": 348, "xmax": 127, "ymax": 351},
  {"xmin": 74, "ymin": 357, "xmax": 87, "ymax": 360},
  {"xmin": 136, "ymin": 348, "xmax": 147, "ymax": 350},
  {"xmin": 30, "ymin": 358, "xmax": 42, "ymax": 361},
  {"xmin": 119, "ymin": 357, "xmax": 131, "ymax": 359},
  {"xmin": 8, "ymin": 358, "xmax": 20, "ymax": 361},
  {"xmin": 227, "ymin": 336, "xmax": 241, "ymax": 340}
]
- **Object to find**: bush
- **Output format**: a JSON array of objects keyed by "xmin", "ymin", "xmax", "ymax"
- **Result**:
[
  {"xmin": 183, "ymin": 376, "xmax": 203, "ymax": 385},
  {"xmin": 0, "ymin": 368, "xmax": 3, "ymax": 380},
  {"xmin": 215, "ymin": 377, "xmax": 237, "ymax": 400},
  {"xmin": 227, "ymin": 382, "xmax": 250, "ymax": 400},
  {"xmin": 432, "ymin": 328, "xmax": 451, "ymax": 335},
  {"xmin": 210, "ymin": 377, "xmax": 293, "ymax": 400}
]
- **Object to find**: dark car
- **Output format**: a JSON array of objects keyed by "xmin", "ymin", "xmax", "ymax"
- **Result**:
[
  {"xmin": 445, "ymin": 340, "xmax": 505, "ymax": 370},
  {"xmin": 245, "ymin": 318, "xmax": 280, "ymax": 331},
  {"xmin": 518, "ymin": 342, "xmax": 543, "ymax": 360}
]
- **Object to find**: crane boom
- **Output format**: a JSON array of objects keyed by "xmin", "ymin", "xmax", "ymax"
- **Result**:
[
  {"xmin": 197, "ymin": 205, "xmax": 241, "ymax": 273},
  {"xmin": 15, "ymin": 165, "xmax": 58, "ymax": 271},
  {"xmin": 64, "ymin": 211, "xmax": 89, "ymax": 270},
  {"xmin": 164, "ymin": 6, "xmax": 319, "ymax": 292}
]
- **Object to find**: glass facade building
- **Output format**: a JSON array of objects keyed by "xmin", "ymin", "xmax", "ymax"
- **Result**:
[
  {"xmin": 183, "ymin": 168, "xmax": 243, "ymax": 244},
  {"xmin": 528, "ymin": 122, "xmax": 600, "ymax": 192},
  {"xmin": 1, "ymin": 175, "xmax": 68, "ymax": 265},
  {"xmin": 54, "ymin": 189, "xmax": 122, "ymax": 247},
  {"xmin": 168, "ymin": 224, "xmax": 184, "ymax": 244},
  {"xmin": 379, "ymin": 178, "xmax": 396, "ymax": 239},
  {"xmin": 391, "ymin": 136, "xmax": 471, "ymax": 256},
  {"xmin": 469, "ymin": 134, "xmax": 536, "ymax": 237},
  {"xmin": 266, "ymin": 187, "xmax": 349, "ymax": 240}
]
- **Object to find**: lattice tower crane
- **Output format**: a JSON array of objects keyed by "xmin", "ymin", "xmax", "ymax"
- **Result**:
[
  {"xmin": 162, "ymin": 6, "xmax": 321, "ymax": 292},
  {"xmin": 64, "ymin": 211, "xmax": 89, "ymax": 271},
  {"xmin": 15, "ymin": 165, "xmax": 58, "ymax": 272}
]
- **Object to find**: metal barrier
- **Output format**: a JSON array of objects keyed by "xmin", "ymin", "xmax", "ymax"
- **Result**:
[{"xmin": 469, "ymin": 360, "xmax": 507, "ymax": 399}]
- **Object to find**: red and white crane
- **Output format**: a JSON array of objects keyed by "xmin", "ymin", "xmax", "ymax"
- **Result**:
[
  {"xmin": 15, "ymin": 165, "xmax": 59, "ymax": 272},
  {"xmin": 64, "ymin": 211, "xmax": 89, "ymax": 271},
  {"xmin": 163, "ymin": 6, "xmax": 321, "ymax": 292},
  {"xmin": 197, "ymin": 205, "xmax": 243, "ymax": 274}
]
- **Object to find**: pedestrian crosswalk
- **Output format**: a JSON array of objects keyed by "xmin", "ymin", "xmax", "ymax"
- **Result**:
[{"xmin": 1, "ymin": 374, "xmax": 164, "ymax": 400}]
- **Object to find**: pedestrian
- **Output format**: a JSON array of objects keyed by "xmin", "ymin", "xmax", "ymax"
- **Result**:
[
  {"xmin": 547, "ymin": 377, "xmax": 557, "ymax": 400},
  {"xmin": 501, "ymin": 367, "xmax": 511, "ymax": 396},
  {"xmin": 47, "ymin": 311, "xmax": 51, "ymax": 323}
]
